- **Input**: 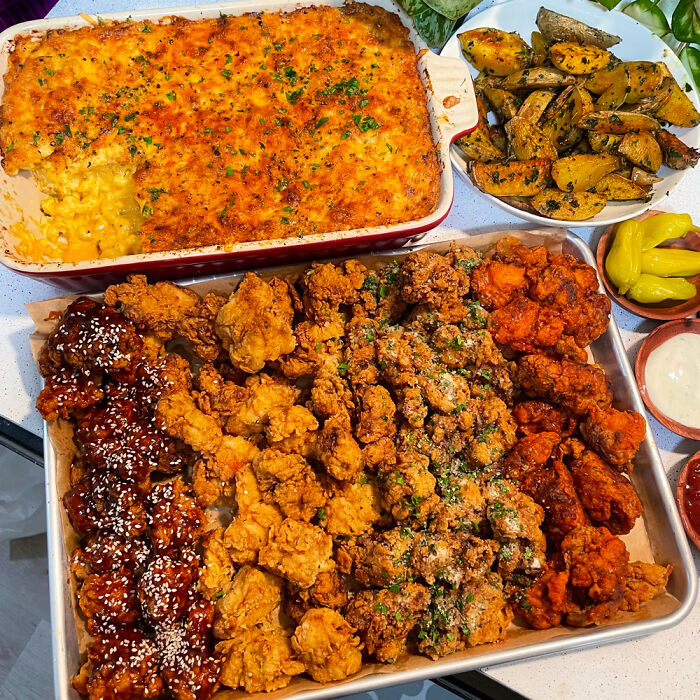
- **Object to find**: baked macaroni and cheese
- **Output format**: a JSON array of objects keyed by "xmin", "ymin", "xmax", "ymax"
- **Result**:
[{"xmin": 0, "ymin": 3, "xmax": 439, "ymax": 262}]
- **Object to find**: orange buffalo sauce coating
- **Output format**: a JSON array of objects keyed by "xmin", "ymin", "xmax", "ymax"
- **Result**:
[{"xmin": 0, "ymin": 3, "xmax": 440, "ymax": 260}]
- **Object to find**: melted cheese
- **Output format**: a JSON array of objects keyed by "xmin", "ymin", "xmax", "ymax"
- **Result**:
[{"xmin": 0, "ymin": 3, "xmax": 440, "ymax": 262}]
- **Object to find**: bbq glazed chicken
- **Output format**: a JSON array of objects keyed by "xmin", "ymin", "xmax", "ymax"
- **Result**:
[{"xmin": 36, "ymin": 239, "xmax": 671, "ymax": 698}]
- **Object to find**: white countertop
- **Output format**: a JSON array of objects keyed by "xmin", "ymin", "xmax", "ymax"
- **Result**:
[{"xmin": 1, "ymin": 0, "xmax": 698, "ymax": 697}]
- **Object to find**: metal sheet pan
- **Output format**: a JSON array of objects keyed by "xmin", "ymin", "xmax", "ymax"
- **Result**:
[
  {"xmin": 41, "ymin": 230, "xmax": 697, "ymax": 699},
  {"xmin": 0, "ymin": 0, "xmax": 477, "ymax": 290}
]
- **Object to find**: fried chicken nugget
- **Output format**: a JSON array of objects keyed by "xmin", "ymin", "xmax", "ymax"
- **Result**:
[
  {"xmin": 568, "ymin": 446, "xmax": 642, "ymax": 535},
  {"xmin": 621, "ymin": 561, "xmax": 672, "ymax": 612},
  {"xmin": 400, "ymin": 250, "xmax": 470, "ymax": 307},
  {"xmin": 156, "ymin": 390, "xmax": 223, "ymax": 455},
  {"xmin": 471, "ymin": 259, "xmax": 528, "ymax": 310},
  {"xmin": 213, "ymin": 565, "xmax": 283, "ymax": 638},
  {"xmin": 488, "ymin": 295, "xmax": 565, "ymax": 353},
  {"xmin": 318, "ymin": 417, "xmax": 363, "ymax": 481},
  {"xmin": 580, "ymin": 406, "xmax": 646, "ymax": 470},
  {"xmin": 291, "ymin": 608, "xmax": 363, "ymax": 682},
  {"xmin": 356, "ymin": 384, "xmax": 397, "ymax": 443},
  {"xmin": 224, "ymin": 501, "xmax": 284, "ymax": 564},
  {"xmin": 512, "ymin": 400, "xmax": 577, "ymax": 438},
  {"xmin": 217, "ymin": 628, "xmax": 305, "ymax": 692},
  {"xmin": 258, "ymin": 518, "xmax": 334, "ymax": 589},
  {"xmin": 346, "ymin": 583, "xmax": 430, "ymax": 662},
  {"xmin": 516, "ymin": 354, "xmax": 612, "ymax": 415},
  {"xmin": 216, "ymin": 272, "xmax": 296, "ymax": 373}
]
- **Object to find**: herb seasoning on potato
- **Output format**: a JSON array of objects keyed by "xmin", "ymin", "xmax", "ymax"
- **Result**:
[{"xmin": 456, "ymin": 6, "xmax": 700, "ymax": 221}]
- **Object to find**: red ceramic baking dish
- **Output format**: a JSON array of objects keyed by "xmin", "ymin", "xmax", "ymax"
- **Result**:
[{"xmin": 0, "ymin": 0, "xmax": 478, "ymax": 290}]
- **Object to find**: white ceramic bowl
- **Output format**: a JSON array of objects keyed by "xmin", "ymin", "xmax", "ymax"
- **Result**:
[{"xmin": 442, "ymin": 0, "xmax": 700, "ymax": 228}]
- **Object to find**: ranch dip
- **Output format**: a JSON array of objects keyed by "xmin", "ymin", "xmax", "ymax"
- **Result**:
[{"xmin": 645, "ymin": 333, "xmax": 700, "ymax": 429}]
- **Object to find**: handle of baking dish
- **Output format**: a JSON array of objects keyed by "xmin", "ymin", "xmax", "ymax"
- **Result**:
[{"xmin": 418, "ymin": 50, "xmax": 478, "ymax": 146}]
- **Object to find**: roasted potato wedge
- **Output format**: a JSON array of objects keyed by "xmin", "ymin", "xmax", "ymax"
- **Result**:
[
  {"xmin": 489, "ymin": 124, "xmax": 508, "ymax": 153},
  {"xmin": 578, "ymin": 111, "xmax": 660, "ymax": 134},
  {"xmin": 500, "ymin": 195, "xmax": 538, "ymax": 214},
  {"xmin": 584, "ymin": 61, "xmax": 664, "ymax": 103},
  {"xmin": 455, "ymin": 95, "xmax": 506, "ymax": 163},
  {"xmin": 516, "ymin": 90, "xmax": 555, "ymax": 122},
  {"xmin": 483, "ymin": 87, "xmax": 522, "ymax": 122},
  {"xmin": 592, "ymin": 173, "xmax": 651, "ymax": 201},
  {"xmin": 595, "ymin": 67, "xmax": 629, "ymax": 110},
  {"xmin": 618, "ymin": 131, "xmax": 662, "ymax": 172},
  {"xmin": 625, "ymin": 77, "xmax": 674, "ymax": 115},
  {"xmin": 654, "ymin": 79, "xmax": 700, "ymax": 127},
  {"xmin": 501, "ymin": 66, "xmax": 576, "ymax": 92},
  {"xmin": 549, "ymin": 42, "xmax": 614, "ymax": 75},
  {"xmin": 531, "ymin": 188, "xmax": 607, "ymax": 220},
  {"xmin": 656, "ymin": 129, "xmax": 700, "ymax": 170},
  {"xmin": 536, "ymin": 7, "xmax": 621, "ymax": 49},
  {"xmin": 587, "ymin": 132, "xmax": 623, "ymax": 153},
  {"xmin": 541, "ymin": 86, "xmax": 593, "ymax": 151},
  {"xmin": 467, "ymin": 158, "xmax": 551, "ymax": 196},
  {"xmin": 459, "ymin": 28, "xmax": 533, "ymax": 76},
  {"xmin": 551, "ymin": 153, "xmax": 619, "ymax": 192},
  {"xmin": 531, "ymin": 31, "xmax": 550, "ymax": 67},
  {"xmin": 505, "ymin": 116, "xmax": 558, "ymax": 160},
  {"xmin": 584, "ymin": 64, "xmax": 621, "ymax": 95}
]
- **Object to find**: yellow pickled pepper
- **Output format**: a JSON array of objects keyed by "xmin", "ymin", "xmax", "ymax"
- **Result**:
[
  {"xmin": 640, "ymin": 212, "xmax": 699, "ymax": 251},
  {"xmin": 626, "ymin": 274, "xmax": 696, "ymax": 303},
  {"xmin": 605, "ymin": 219, "xmax": 643, "ymax": 295},
  {"xmin": 640, "ymin": 248, "xmax": 700, "ymax": 277}
]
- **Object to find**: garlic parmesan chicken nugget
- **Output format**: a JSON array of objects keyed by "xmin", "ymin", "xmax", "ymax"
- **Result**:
[
  {"xmin": 215, "ymin": 272, "xmax": 296, "ymax": 373},
  {"xmin": 292, "ymin": 608, "xmax": 363, "ymax": 682}
]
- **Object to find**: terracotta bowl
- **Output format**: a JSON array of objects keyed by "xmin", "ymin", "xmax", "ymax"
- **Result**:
[
  {"xmin": 596, "ymin": 209, "xmax": 700, "ymax": 320},
  {"xmin": 676, "ymin": 450, "xmax": 700, "ymax": 551},
  {"xmin": 634, "ymin": 318, "xmax": 700, "ymax": 439}
]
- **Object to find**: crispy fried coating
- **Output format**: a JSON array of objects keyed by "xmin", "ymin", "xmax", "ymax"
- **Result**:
[
  {"xmin": 346, "ymin": 583, "xmax": 430, "ymax": 662},
  {"xmin": 299, "ymin": 261, "xmax": 365, "ymax": 322},
  {"xmin": 104, "ymin": 275, "xmax": 226, "ymax": 362},
  {"xmin": 471, "ymin": 259, "xmax": 528, "ymax": 310},
  {"xmin": 356, "ymin": 384, "xmax": 397, "ymax": 443},
  {"xmin": 520, "ymin": 453, "xmax": 589, "ymax": 544},
  {"xmin": 194, "ymin": 364, "xmax": 247, "ymax": 420},
  {"xmin": 278, "ymin": 317, "xmax": 345, "ymax": 379},
  {"xmin": 467, "ymin": 395, "xmax": 518, "ymax": 467},
  {"xmin": 488, "ymin": 295, "xmax": 565, "ymax": 353},
  {"xmin": 580, "ymin": 406, "xmax": 646, "ymax": 470},
  {"xmin": 156, "ymin": 391, "xmax": 223, "ymax": 455},
  {"xmin": 283, "ymin": 571, "xmax": 350, "ymax": 623},
  {"xmin": 148, "ymin": 479, "xmax": 203, "ymax": 555},
  {"xmin": 324, "ymin": 476, "xmax": 384, "ymax": 536},
  {"xmin": 621, "ymin": 561, "xmax": 672, "ymax": 612},
  {"xmin": 431, "ymin": 325, "xmax": 504, "ymax": 369},
  {"xmin": 213, "ymin": 565, "xmax": 283, "ymax": 638},
  {"xmin": 411, "ymin": 532, "xmax": 497, "ymax": 587},
  {"xmin": 265, "ymin": 404, "xmax": 318, "ymax": 443},
  {"xmin": 512, "ymin": 401, "xmax": 577, "ymax": 438},
  {"xmin": 348, "ymin": 527, "xmax": 414, "ymax": 587},
  {"xmin": 310, "ymin": 371, "xmax": 355, "ymax": 430},
  {"xmin": 516, "ymin": 354, "xmax": 612, "ymax": 415},
  {"xmin": 418, "ymin": 573, "xmax": 512, "ymax": 659},
  {"xmin": 217, "ymin": 628, "xmax": 304, "ymax": 693},
  {"xmin": 318, "ymin": 417, "xmax": 363, "ymax": 481},
  {"xmin": 199, "ymin": 528, "xmax": 234, "ymax": 599},
  {"xmin": 493, "ymin": 237, "xmax": 551, "ymax": 280},
  {"xmin": 502, "ymin": 432, "xmax": 561, "ymax": 481},
  {"xmin": 252, "ymin": 449, "xmax": 326, "ymax": 521},
  {"xmin": 560, "ymin": 525, "xmax": 630, "ymax": 627},
  {"xmin": 258, "ymin": 518, "xmax": 334, "ymax": 589},
  {"xmin": 400, "ymin": 251, "xmax": 470, "ymax": 307},
  {"xmin": 291, "ymin": 608, "xmax": 363, "ymax": 682},
  {"xmin": 224, "ymin": 501, "xmax": 284, "ymax": 564},
  {"xmin": 568, "ymin": 446, "xmax": 642, "ymax": 535},
  {"xmin": 215, "ymin": 273, "xmax": 296, "ymax": 373},
  {"xmin": 516, "ymin": 566, "xmax": 569, "ymax": 629},
  {"xmin": 378, "ymin": 450, "xmax": 439, "ymax": 523}
]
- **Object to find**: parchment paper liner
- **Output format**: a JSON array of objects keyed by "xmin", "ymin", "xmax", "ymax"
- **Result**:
[{"xmin": 27, "ymin": 229, "xmax": 679, "ymax": 699}]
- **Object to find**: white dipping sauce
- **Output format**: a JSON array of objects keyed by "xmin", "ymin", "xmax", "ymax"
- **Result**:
[{"xmin": 645, "ymin": 333, "xmax": 700, "ymax": 429}]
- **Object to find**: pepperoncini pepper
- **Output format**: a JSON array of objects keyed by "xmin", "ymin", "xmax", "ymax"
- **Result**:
[
  {"xmin": 626, "ymin": 274, "xmax": 696, "ymax": 304},
  {"xmin": 641, "ymin": 248, "xmax": 700, "ymax": 277},
  {"xmin": 640, "ymin": 213, "xmax": 699, "ymax": 251},
  {"xmin": 605, "ymin": 219, "xmax": 643, "ymax": 295}
]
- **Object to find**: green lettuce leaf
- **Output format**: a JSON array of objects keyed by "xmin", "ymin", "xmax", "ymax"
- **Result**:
[
  {"xmin": 420, "ymin": 0, "xmax": 483, "ymax": 22},
  {"xmin": 397, "ymin": 0, "xmax": 457, "ymax": 47}
]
